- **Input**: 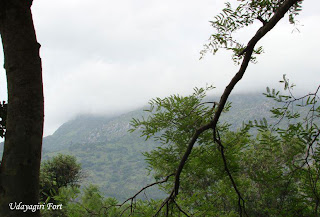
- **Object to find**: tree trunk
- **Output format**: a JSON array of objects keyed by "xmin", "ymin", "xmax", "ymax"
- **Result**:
[{"xmin": 0, "ymin": 0, "xmax": 44, "ymax": 216}]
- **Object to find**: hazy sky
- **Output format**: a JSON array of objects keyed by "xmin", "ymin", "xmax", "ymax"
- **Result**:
[{"xmin": 0, "ymin": 0, "xmax": 319, "ymax": 136}]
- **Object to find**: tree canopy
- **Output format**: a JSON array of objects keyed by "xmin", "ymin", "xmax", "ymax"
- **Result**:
[
  {"xmin": 128, "ymin": 0, "xmax": 313, "ymax": 216},
  {"xmin": 130, "ymin": 81, "xmax": 320, "ymax": 216},
  {"xmin": 40, "ymin": 154, "xmax": 82, "ymax": 203}
]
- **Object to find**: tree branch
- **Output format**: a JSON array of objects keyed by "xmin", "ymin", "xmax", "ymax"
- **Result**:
[
  {"xmin": 120, "ymin": 173, "xmax": 174, "ymax": 207},
  {"xmin": 158, "ymin": 0, "xmax": 302, "ymax": 215},
  {"xmin": 257, "ymin": 16, "xmax": 267, "ymax": 25},
  {"xmin": 213, "ymin": 129, "xmax": 247, "ymax": 216}
]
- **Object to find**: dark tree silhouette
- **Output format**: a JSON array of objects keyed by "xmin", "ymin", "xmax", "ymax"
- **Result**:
[{"xmin": 0, "ymin": 0, "xmax": 44, "ymax": 216}]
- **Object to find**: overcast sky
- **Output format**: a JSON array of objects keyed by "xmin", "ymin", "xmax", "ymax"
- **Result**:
[{"xmin": 0, "ymin": 0, "xmax": 319, "ymax": 137}]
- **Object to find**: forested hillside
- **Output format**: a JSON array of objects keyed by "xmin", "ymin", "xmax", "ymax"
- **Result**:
[
  {"xmin": 39, "ymin": 93, "xmax": 277, "ymax": 200},
  {"xmin": 0, "ymin": 92, "xmax": 307, "ymax": 201},
  {"xmin": 42, "ymin": 111, "xmax": 162, "ymax": 200}
]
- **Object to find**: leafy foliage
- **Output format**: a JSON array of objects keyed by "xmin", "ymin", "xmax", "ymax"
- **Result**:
[
  {"xmin": 37, "ymin": 93, "xmax": 280, "ymax": 204},
  {"xmin": 41, "ymin": 112, "xmax": 167, "ymax": 200},
  {"xmin": 129, "ymin": 80, "xmax": 320, "ymax": 216},
  {"xmin": 40, "ymin": 1, "xmax": 309, "ymax": 215},
  {"xmin": 40, "ymin": 154, "xmax": 82, "ymax": 204},
  {"xmin": 40, "ymin": 82, "xmax": 320, "ymax": 216},
  {"xmin": 200, "ymin": 0, "xmax": 303, "ymax": 63}
]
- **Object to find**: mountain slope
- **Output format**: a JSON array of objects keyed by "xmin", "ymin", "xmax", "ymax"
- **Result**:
[
  {"xmin": 1, "ymin": 93, "xmax": 285, "ymax": 200},
  {"xmin": 41, "ymin": 93, "xmax": 280, "ymax": 200},
  {"xmin": 42, "ymin": 109, "xmax": 165, "ymax": 200}
]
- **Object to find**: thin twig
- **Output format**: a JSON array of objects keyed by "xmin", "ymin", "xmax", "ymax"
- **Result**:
[
  {"xmin": 120, "ymin": 173, "xmax": 174, "ymax": 207},
  {"xmin": 213, "ymin": 129, "xmax": 248, "ymax": 216}
]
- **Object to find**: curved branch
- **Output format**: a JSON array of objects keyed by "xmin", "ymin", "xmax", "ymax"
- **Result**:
[
  {"xmin": 120, "ymin": 173, "xmax": 174, "ymax": 207},
  {"xmin": 168, "ymin": 0, "xmax": 302, "ymax": 211},
  {"xmin": 173, "ymin": 122, "xmax": 212, "ymax": 195},
  {"xmin": 212, "ymin": 0, "xmax": 301, "ymax": 128},
  {"xmin": 213, "ymin": 130, "xmax": 247, "ymax": 216}
]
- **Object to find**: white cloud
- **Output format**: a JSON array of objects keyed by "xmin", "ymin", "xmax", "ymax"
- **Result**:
[{"xmin": 0, "ymin": 0, "xmax": 319, "ymax": 136}]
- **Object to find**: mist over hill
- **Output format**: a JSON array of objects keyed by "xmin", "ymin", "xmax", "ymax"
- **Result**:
[
  {"xmin": 43, "ymin": 93, "xmax": 276, "ymax": 150},
  {"xmin": 40, "ymin": 93, "xmax": 280, "ymax": 200},
  {"xmin": 1, "ymin": 93, "xmax": 280, "ymax": 200}
]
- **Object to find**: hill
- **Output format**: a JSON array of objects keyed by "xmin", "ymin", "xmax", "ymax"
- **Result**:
[
  {"xmin": 41, "ymin": 93, "xmax": 280, "ymax": 200},
  {"xmin": 1, "ymin": 93, "xmax": 281, "ymax": 200},
  {"xmin": 42, "ymin": 110, "xmax": 163, "ymax": 200}
]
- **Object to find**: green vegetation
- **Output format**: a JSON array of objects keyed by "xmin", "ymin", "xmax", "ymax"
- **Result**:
[
  {"xmin": 40, "ymin": 154, "xmax": 82, "ymax": 203},
  {"xmin": 37, "ymin": 93, "xmax": 279, "ymax": 202},
  {"xmin": 1, "ymin": 1, "xmax": 311, "ymax": 216},
  {"xmin": 41, "ymin": 81, "xmax": 320, "ymax": 216},
  {"xmin": 129, "ymin": 81, "xmax": 320, "ymax": 216},
  {"xmin": 40, "ymin": 154, "xmax": 82, "ymax": 217},
  {"xmin": 41, "ymin": 111, "xmax": 165, "ymax": 200}
]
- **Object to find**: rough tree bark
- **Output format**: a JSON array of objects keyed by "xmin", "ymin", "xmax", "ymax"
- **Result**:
[{"xmin": 0, "ymin": 0, "xmax": 44, "ymax": 216}]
